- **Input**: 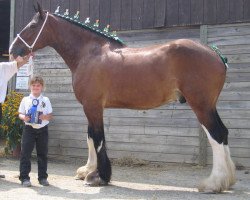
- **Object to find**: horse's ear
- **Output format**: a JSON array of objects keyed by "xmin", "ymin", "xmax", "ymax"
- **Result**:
[
  {"xmin": 37, "ymin": 2, "xmax": 44, "ymax": 19},
  {"xmin": 33, "ymin": 4, "xmax": 38, "ymax": 13}
]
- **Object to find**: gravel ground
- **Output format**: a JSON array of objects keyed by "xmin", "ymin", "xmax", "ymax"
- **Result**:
[{"xmin": 0, "ymin": 158, "xmax": 249, "ymax": 200}]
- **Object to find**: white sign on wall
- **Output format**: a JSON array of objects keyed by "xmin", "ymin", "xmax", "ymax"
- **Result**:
[
  {"xmin": 16, "ymin": 76, "xmax": 29, "ymax": 90},
  {"xmin": 17, "ymin": 63, "xmax": 29, "ymax": 76},
  {"xmin": 16, "ymin": 57, "xmax": 34, "ymax": 90}
]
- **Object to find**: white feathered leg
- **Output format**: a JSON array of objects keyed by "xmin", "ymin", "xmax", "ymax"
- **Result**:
[
  {"xmin": 198, "ymin": 125, "xmax": 236, "ymax": 193},
  {"xmin": 75, "ymin": 137, "xmax": 97, "ymax": 180},
  {"xmin": 224, "ymin": 145, "xmax": 236, "ymax": 187}
]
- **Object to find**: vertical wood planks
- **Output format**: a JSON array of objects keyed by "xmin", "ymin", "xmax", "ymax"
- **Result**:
[
  {"xmin": 50, "ymin": 0, "xmax": 70, "ymax": 14},
  {"xmin": 89, "ymin": 0, "xmax": 100, "ymax": 23},
  {"xmin": 179, "ymin": 0, "xmax": 191, "ymax": 25},
  {"xmin": 142, "ymin": 0, "xmax": 155, "ymax": 29},
  {"xmin": 79, "ymin": 0, "xmax": 90, "ymax": 21},
  {"xmin": 110, "ymin": 0, "xmax": 121, "ymax": 31},
  {"xmin": 244, "ymin": 0, "xmax": 250, "ymax": 21},
  {"xmin": 131, "ymin": 0, "xmax": 143, "ymax": 30},
  {"xmin": 121, "ymin": 0, "xmax": 132, "ymax": 30},
  {"xmin": 217, "ymin": 0, "xmax": 230, "ymax": 24},
  {"xmin": 50, "ymin": 0, "xmax": 60, "ymax": 13},
  {"xmin": 190, "ymin": 0, "xmax": 203, "ymax": 25},
  {"xmin": 14, "ymin": 0, "xmax": 24, "ymax": 34},
  {"xmin": 229, "ymin": 0, "xmax": 243, "ymax": 22},
  {"xmin": 41, "ymin": 0, "xmax": 51, "ymax": 11},
  {"xmin": 99, "ymin": 0, "xmax": 111, "ymax": 29},
  {"xmin": 23, "ymin": 0, "xmax": 34, "ymax": 26},
  {"xmin": 154, "ymin": 0, "xmax": 166, "ymax": 28},
  {"xmin": 166, "ymin": 0, "xmax": 179, "ymax": 26},
  {"xmin": 204, "ymin": 0, "xmax": 217, "ymax": 24},
  {"xmin": 69, "ymin": 0, "xmax": 80, "ymax": 16},
  {"xmin": 13, "ymin": 1, "xmax": 250, "ymax": 35}
]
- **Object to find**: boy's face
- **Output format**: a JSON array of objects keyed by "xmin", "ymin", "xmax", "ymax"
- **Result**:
[{"xmin": 30, "ymin": 82, "xmax": 43, "ymax": 97}]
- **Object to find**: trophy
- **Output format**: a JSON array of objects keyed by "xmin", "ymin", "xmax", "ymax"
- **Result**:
[{"xmin": 27, "ymin": 99, "xmax": 42, "ymax": 124}]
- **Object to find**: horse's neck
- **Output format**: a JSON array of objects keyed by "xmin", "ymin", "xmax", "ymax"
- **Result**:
[{"xmin": 49, "ymin": 17, "xmax": 106, "ymax": 72}]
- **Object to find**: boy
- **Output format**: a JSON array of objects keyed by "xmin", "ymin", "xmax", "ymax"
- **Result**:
[{"xmin": 18, "ymin": 76, "xmax": 52, "ymax": 187}]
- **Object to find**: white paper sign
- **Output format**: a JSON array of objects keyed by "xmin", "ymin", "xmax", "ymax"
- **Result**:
[
  {"xmin": 16, "ymin": 57, "xmax": 34, "ymax": 77},
  {"xmin": 17, "ymin": 64, "xmax": 29, "ymax": 76},
  {"xmin": 16, "ymin": 77, "xmax": 29, "ymax": 90}
]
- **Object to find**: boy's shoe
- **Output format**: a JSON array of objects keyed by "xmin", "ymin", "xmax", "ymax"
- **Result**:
[
  {"xmin": 22, "ymin": 179, "xmax": 31, "ymax": 187},
  {"xmin": 39, "ymin": 179, "xmax": 49, "ymax": 186},
  {"xmin": 0, "ymin": 174, "xmax": 5, "ymax": 178}
]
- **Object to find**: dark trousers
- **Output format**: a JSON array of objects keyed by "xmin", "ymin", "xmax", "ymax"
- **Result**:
[{"xmin": 19, "ymin": 125, "xmax": 48, "ymax": 182}]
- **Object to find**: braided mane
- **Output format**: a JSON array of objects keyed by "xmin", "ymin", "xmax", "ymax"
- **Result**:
[{"xmin": 53, "ymin": 13, "xmax": 125, "ymax": 46}]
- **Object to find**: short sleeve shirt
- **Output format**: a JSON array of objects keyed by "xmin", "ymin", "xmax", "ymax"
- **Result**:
[
  {"xmin": 0, "ymin": 61, "xmax": 18, "ymax": 103},
  {"xmin": 19, "ymin": 94, "xmax": 53, "ymax": 129}
]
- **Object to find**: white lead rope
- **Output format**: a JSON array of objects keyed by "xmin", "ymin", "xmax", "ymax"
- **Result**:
[{"xmin": 17, "ymin": 12, "xmax": 49, "ymax": 51}]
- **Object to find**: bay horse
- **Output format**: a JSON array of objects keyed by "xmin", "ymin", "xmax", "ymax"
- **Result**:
[{"xmin": 9, "ymin": 4, "xmax": 236, "ymax": 193}]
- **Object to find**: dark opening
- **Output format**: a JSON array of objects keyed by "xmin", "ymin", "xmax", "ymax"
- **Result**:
[{"xmin": 0, "ymin": 0, "xmax": 10, "ymax": 61}]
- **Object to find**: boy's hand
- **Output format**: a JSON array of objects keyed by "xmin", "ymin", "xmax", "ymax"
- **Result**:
[
  {"xmin": 39, "ymin": 114, "xmax": 52, "ymax": 121},
  {"xmin": 39, "ymin": 114, "xmax": 47, "ymax": 120},
  {"xmin": 19, "ymin": 114, "xmax": 30, "ymax": 122}
]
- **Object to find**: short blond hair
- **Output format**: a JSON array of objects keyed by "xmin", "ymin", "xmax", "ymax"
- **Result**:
[{"xmin": 29, "ymin": 76, "xmax": 44, "ymax": 86}]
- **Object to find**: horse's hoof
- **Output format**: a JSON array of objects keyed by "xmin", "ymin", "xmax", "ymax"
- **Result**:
[
  {"xmin": 76, "ymin": 165, "xmax": 97, "ymax": 180},
  {"xmin": 198, "ymin": 175, "xmax": 229, "ymax": 193},
  {"xmin": 84, "ymin": 170, "xmax": 108, "ymax": 186},
  {"xmin": 74, "ymin": 175, "xmax": 82, "ymax": 180}
]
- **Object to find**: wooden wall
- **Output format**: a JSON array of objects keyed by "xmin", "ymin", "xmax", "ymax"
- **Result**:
[
  {"xmin": 201, "ymin": 23, "xmax": 250, "ymax": 168},
  {"xmin": 14, "ymin": 0, "xmax": 250, "ymax": 33},
  {"xmin": 0, "ymin": 0, "xmax": 10, "ymax": 56},
  {"xmin": 30, "ymin": 27, "xmax": 201, "ymax": 164}
]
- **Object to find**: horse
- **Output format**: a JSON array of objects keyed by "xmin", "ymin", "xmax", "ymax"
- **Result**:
[{"xmin": 9, "ymin": 3, "xmax": 236, "ymax": 193}]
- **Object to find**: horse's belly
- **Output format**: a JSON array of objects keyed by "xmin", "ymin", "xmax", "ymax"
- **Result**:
[{"xmin": 105, "ymin": 88, "xmax": 176, "ymax": 109}]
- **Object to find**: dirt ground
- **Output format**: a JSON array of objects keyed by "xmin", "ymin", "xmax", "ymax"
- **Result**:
[{"xmin": 0, "ymin": 157, "xmax": 249, "ymax": 200}]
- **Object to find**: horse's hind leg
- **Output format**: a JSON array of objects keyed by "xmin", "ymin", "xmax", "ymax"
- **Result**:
[
  {"xmin": 195, "ymin": 109, "xmax": 236, "ymax": 192},
  {"xmin": 214, "ymin": 110, "xmax": 236, "ymax": 187}
]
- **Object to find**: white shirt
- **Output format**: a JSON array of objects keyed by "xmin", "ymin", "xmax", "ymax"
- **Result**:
[
  {"xmin": 0, "ymin": 61, "xmax": 18, "ymax": 103},
  {"xmin": 19, "ymin": 94, "xmax": 53, "ymax": 129}
]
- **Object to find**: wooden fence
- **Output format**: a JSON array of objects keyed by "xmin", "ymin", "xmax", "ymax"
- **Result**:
[
  {"xmin": 201, "ymin": 23, "xmax": 250, "ymax": 168},
  {"xmin": 14, "ymin": 0, "xmax": 250, "ymax": 34}
]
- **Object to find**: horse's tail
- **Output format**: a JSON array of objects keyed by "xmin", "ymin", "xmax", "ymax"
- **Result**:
[{"xmin": 209, "ymin": 45, "xmax": 229, "ymax": 70}]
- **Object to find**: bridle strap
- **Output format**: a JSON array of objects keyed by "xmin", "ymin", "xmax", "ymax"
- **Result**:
[{"xmin": 17, "ymin": 12, "xmax": 49, "ymax": 51}]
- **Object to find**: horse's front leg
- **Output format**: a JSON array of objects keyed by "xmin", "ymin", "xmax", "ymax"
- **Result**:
[
  {"xmin": 76, "ymin": 105, "xmax": 111, "ymax": 186},
  {"xmin": 75, "ymin": 136, "xmax": 97, "ymax": 180}
]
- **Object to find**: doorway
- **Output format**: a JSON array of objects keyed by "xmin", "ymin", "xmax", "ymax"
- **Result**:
[{"xmin": 0, "ymin": 0, "xmax": 10, "ymax": 61}]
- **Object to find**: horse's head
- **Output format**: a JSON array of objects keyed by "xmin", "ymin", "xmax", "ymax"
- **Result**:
[{"xmin": 9, "ymin": 3, "xmax": 50, "ymax": 59}]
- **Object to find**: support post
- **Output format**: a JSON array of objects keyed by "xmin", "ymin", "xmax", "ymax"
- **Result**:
[
  {"xmin": 198, "ymin": 125, "xmax": 207, "ymax": 166},
  {"xmin": 8, "ymin": 0, "xmax": 16, "ymax": 91}
]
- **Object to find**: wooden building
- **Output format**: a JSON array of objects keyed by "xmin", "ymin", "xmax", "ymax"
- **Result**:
[{"xmin": 2, "ymin": 0, "xmax": 250, "ymax": 167}]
